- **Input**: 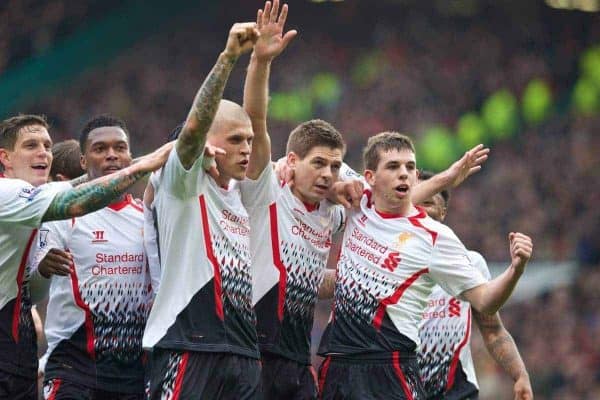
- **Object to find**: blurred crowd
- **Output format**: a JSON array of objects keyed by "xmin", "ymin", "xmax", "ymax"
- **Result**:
[
  {"xmin": 3, "ymin": 1, "xmax": 600, "ymax": 398},
  {"xmin": 472, "ymin": 264, "xmax": 600, "ymax": 399},
  {"xmin": 18, "ymin": 1, "xmax": 598, "ymax": 262},
  {"xmin": 0, "ymin": 0, "xmax": 122, "ymax": 73}
]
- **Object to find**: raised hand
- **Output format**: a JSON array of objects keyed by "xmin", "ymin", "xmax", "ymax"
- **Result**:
[
  {"xmin": 508, "ymin": 232, "xmax": 533, "ymax": 273},
  {"xmin": 38, "ymin": 248, "xmax": 73, "ymax": 278},
  {"xmin": 224, "ymin": 22, "xmax": 260, "ymax": 59},
  {"xmin": 254, "ymin": 0, "xmax": 297, "ymax": 62},
  {"xmin": 446, "ymin": 144, "xmax": 490, "ymax": 187}
]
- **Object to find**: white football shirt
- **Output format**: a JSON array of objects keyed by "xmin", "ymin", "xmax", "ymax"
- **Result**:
[
  {"xmin": 319, "ymin": 190, "xmax": 487, "ymax": 356},
  {"xmin": 418, "ymin": 250, "xmax": 491, "ymax": 398},
  {"xmin": 142, "ymin": 150, "xmax": 258, "ymax": 359},
  {"xmin": 240, "ymin": 165, "xmax": 344, "ymax": 363},
  {"xmin": 0, "ymin": 175, "xmax": 69, "ymax": 377},
  {"xmin": 33, "ymin": 195, "xmax": 151, "ymax": 391}
]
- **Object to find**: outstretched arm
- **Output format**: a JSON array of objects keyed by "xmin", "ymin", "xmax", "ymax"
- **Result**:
[
  {"xmin": 244, "ymin": 0, "xmax": 296, "ymax": 179},
  {"xmin": 461, "ymin": 232, "xmax": 533, "ymax": 315},
  {"xmin": 178, "ymin": 23, "xmax": 260, "ymax": 169},
  {"xmin": 473, "ymin": 311, "xmax": 533, "ymax": 400},
  {"xmin": 42, "ymin": 142, "xmax": 172, "ymax": 222},
  {"xmin": 412, "ymin": 144, "xmax": 489, "ymax": 204}
]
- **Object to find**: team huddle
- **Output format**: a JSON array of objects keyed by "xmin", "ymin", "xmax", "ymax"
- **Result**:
[{"xmin": 0, "ymin": 2, "xmax": 535, "ymax": 400}]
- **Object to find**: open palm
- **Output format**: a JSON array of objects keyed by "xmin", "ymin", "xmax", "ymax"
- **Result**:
[{"xmin": 255, "ymin": 0, "xmax": 297, "ymax": 61}]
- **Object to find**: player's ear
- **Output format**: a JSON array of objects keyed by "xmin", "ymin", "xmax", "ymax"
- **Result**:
[
  {"xmin": 80, "ymin": 154, "xmax": 87, "ymax": 172},
  {"xmin": 364, "ymin": 169, "xmax": 375, "ymax": 186},
  {"xmin": 287, "ymin": 151, "xmax": 298, "ymax": 169},
  {"xmin": 0, "ymin": 148, "xmax": 11, "ymax": 170}
]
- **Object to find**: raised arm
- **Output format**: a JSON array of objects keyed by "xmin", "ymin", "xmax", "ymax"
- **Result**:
[
  {"xmin": 244, "ymin": 0, "xmax": 296, "ymax": 179},
  {"xmin": 461, "ymin": 232, "xmax": 533, "ymax": 315},
  {"xmin": 412, "ymin": 144, "xmax": 489, "ymax": 204},
  {"xmin": 178, "ymin": 23, "xmax": 259, "ymax": 169},
  {"xmin": 42, "ymin": 141, "xmax": 172, "ymax": 222},
  {"xmin": 473, "ymin": 311, "xmax": 533, "ymax": 400}
]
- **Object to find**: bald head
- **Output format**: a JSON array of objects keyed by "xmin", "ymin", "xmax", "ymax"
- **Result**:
[{"xmin": 207, "ymin": 100, "xmax": 252, "ymax": 137}]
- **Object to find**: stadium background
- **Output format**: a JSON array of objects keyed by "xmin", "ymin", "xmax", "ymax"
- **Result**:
[{"xmin": 2, "ymin": 0, "xmax": 599, "ymax": 398}]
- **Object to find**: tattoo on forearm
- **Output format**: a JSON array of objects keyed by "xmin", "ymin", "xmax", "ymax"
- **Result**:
[
  {"xmin": 178, "ymin": 54, "xmax": 237, "ymax": 169},
  {"xmin": 69, "ymin": 174, "xmax": 89, "ymax": 187},
  {"xmin": 487, "ymin": 334, "xmax": 526, "ymax": 380},
  {"xmin": 474, "ymin": 310, "xmax": 528, "ymax": 381},
  {"xmin": 43, "ymin": 170, "xmax": 147, "ymax": 222}
]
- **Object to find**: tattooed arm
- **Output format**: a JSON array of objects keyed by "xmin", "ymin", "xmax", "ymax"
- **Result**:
[
  {"xmin": 318, "ymin": 269, "xmax": 336, "ymax": 300},
  {"xmin": 42, "ymin": 142, "xmax": 172, "ymax": 222},
  {"xmin": 473, "ymin": 310, "xmax": 533, "ymax": 400},
  {"xmin": 68, "ymin": 174, "xmax": 89, "ymax": 187},
  {"xmin": 177, "ymin": 23, "xmax": 259, "ymax": 170}
]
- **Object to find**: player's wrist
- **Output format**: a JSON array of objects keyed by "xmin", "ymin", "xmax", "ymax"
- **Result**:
[
  {"xmin": 220, "ymin": 50, "xmax": 240, "ymax": 63},
  {"xmin": 251, "ymin": 51, "xmax": 275, "ymax": 64}
]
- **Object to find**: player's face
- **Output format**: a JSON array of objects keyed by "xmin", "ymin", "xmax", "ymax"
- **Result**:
[
  {"xmin": 81, "ymin": 127, "xmax": 132, "ymax": 180},
  {"xmin": 0, "ymin": 125, "xmax": 53, "ymax": 187},
  {"xmin": 418, "ymin": 193, "xmax": 446, "ymax": 222},
  {"xmin": 208, "ymin": 119, "xmax": 254, "ymax": 184},
  {"xmin": 288, "ymin": 146, "xmax": 343, "ymax": 205},
  {"xmin": 364, "ymin": 148, "xmax": 417, "ymax": 212}
]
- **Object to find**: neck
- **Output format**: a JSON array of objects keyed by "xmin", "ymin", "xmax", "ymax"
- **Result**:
[
  {"xmin": 214, "ymin": 174, "xmax": 230, "ymax": 190},
  {"xmin": 372, "ymin": 193, "xmax": 414, "ymax": 217},
  {"xmin": 290, "ymin": 183, "xmax": 319, "ymax": 208}
]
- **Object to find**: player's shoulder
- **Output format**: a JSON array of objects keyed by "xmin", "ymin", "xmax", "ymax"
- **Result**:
[
  {"xmin": 0, "ymin": 176, "xmax": 32, "ymax": 191},
  {"xmin": 466, "ymin": 250, "xmax": 490, "ymax": 278},
  {"xmin": 417, "ymin": 211, "xmax": 456, "ymax": 238}
]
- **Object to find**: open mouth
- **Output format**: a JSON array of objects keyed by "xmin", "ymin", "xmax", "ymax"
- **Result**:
[
  {"xmin": 104, "ymin": 166, "xmax": 121, "ymax": 173},
  {"xmin": 31, "ymin": 163, "xmax": 48, "ymax": 171},
  {"xmin": 395, "ymin": 184, "xmax": 409, "ymax": 195},
  {"xmin": 315, "ymin": 183, "xmax": 329, "ymax": 192}
]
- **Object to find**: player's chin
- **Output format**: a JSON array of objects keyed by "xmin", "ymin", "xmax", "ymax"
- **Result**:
[
  {"xmin": 231, "ymin": 170, "xmax": 247, "ymax": 181},
  {"xmin": 30, "ymin": 174, "xmax": 48, "ymax": 187}
]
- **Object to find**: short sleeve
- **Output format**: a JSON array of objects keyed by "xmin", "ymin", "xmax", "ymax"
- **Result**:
[
  {"xmin": 468, "ymin": 250, "xmax": 491, "ymax": 281},
  {"xmin": 239, "ymin": 163, "xmax": 280, "ymax": 210},
  {"xmin": 30, "ymin": 220, "xmax": 70, "ymax": 273},
  {"xmin": 159, "ymin": 146, "xmax": 206, "ymax": 199},
  {"xmin": 0, "ymin": 179, "xmax": 70, "ymax": 228},
  {"xmin": 428, "ymin": 228, "xmax": 487, "ymax": 297}
]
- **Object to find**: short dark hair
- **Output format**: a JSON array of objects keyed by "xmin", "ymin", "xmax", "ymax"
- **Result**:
[
  {"xmin": 419, "ymin": 170, "xmax": 450, "ymax": 207},
  {"xmin": 286, "ymin": 119, "xmax": 345, "ymax": 159},
  {"xmin": 0, "ymin": 114, "xmax": 49, "ymax": 151},
  {"xmin": 363, "ymin": 131, "xmax": 415, "ymax": 171},
  {"xmin": 79, "ymin": 114, "xmax": 129, "ymax": 152},
  {"xmin": 50, "ymin": 139, "xmax": 85, "ymax": 181}
]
